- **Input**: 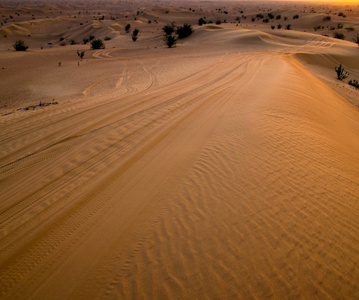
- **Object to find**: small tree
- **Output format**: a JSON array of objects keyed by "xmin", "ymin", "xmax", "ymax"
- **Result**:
[
  {"xmin": 176, "ymin": 24, "xmax": 193, "ymax": 39},
  {"xmin": 77, "ymin": 50, "xmax": 85, "ymax": 59},
  {"xmin": 125, "ymin": 24, "xmax": 131, "ymax": 33},
  {"xmin": 91, "ymin": 39, "xmax": 105, "ymax": 49},
  {"xmin": 163, "ymin": 23, "xmax": 175, "ymax": 35},
  {"xmin": 13, "ymin": 40, "xmax": 28, "ymax": 51},
  {"xmin": 164, "ymin": 34, "xmax": 177, "ymax": 48},
  {"xmin": 335, "ymin": 64, "xmax": 349, "ymax": 80}
]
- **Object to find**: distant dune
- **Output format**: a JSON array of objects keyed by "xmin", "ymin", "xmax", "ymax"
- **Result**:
[{"xmin": 0, "ymin": 1, "xmax": 359, "ymax": 299}]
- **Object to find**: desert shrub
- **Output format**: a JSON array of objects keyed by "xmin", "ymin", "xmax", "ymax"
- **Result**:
[
  {"xmin": 198, "ymin": 18, "xmax": 206, "ymax": 26},
  {"xmin": 251, "ymin": 17, "xmax": 255, "ymax": 22},
  {"xmin": 89, "ymin": 35, "xmax": 95, "ymax": 41},
  {"xmin": 323, "ymin": 16, "xmax": 331, "ymax": 21},
  {"xmin": 148, "ymin": 19, "xmax": 152, "ymax": 24},
  {"xmin": 285, "ymin": 24, "xmax": 292, "ymax": 30},
  {"xmin": 256, "ymin": 14, "xmax": 264, "ymax": 19},
  {"xmin": 176, "ymin": 24, "xmax": 193, "ymax": 39},
  {"xmin": 215, "ymin": 20, "xmax": 221, "ymax": 25},
  {"xmin": 278, "ymin": 24, "xmax": 282, "ymax": 29},
  {"xmin": 314, "ymin": 25, "xmax": 321, "ymax": 31},
  {"xmin": 284, "ymin": 16, "xmax": 288, "ymax": 21},
  {"xmin": 104, "ymin": 36, "xmax": 111, "ymax": 40},
  {"xmin": 349, "ymin": 79, "xmax": 359, "ymax": 88},
  {"xmin": 335, "ymin": 64, "xmax": 349, "ymax": 80},
  {"xmin": 163, "ymin": 24, "xmax": 175, "ymax": 35},
  {"xmin": 271, "ymin": 25, "xmax": 275, "ymax": 30},
  {"xmin": 338, "ymin": 12, "xmax": 346, "ymax": 18},
  {"xmin": 345, "ymin": 27, "xmax": 355, "ymax": 31},
  {"xmin": 337, "ymin": 23, "xmax": 343, "ymax": 29},
  {"xmin": 353, "ymin": 34, "xmax": 359, "ymax": 45},
  {"xmin": 13, "ymin": 40, "xmax": 28, "ymax": 51},
  {"xmin": 293, "ymin": 14, "xmax": 299, "ymax": 19},
  {"xmin": 164, "ymin": 34, "xmax": 177, "ymax": 48},
  {"xmin": 268, "ymin": 13, "xmax": 274, "ymax": 19},
  {"xmin": 59, "ymin": 37, "xmax": 64, "ymax": 41},
  {"xmin": 334, "ymin": 32, "xmax": 345, "ymax": 39},
  {"xmin": 132, "ymin": 29, "xmax": 139, "ymax": 41},
  {"xmin": 77, "ymin": 50, "xmax": 85, "ymax": 59},
  {"xmin": 70, "ymin": 39, "xmax": 77, "ymax": 45},
  {"xmin": 91, "ymin": 39, "xmax": 105, "ymax": 49},
  {"xmin": 83, "ymin": 37, "xmax": 89, "ymax": 44},
  {"xmin": 330, "ymin": 26, "xmax": 335, "ymax": 30},
  {"xmin": 276, "ymin": 15, "xmax": 281, "ymax": 20},
  {"xmin": 125, "ymin": 24, "xmax": 131, "ymax": 32},
  {"xmin": 263, "ymin": 18, "xmax": 269, "ymax": 23}
]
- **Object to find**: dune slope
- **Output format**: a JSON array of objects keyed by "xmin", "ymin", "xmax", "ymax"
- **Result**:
[{"xmin": 1, "ymin": 48, "xmax": 359, "ymax": 299}]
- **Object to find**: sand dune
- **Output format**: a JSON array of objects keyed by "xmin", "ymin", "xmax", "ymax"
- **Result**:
[{"xmin": 1, "ymin": 1, "xmax": 359, "ymax": 299}]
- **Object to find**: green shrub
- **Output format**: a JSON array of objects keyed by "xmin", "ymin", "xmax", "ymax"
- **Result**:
[
  {"xmin": 91, "ymin": 39, "xmax": 105, "ymax": 49},
  {"xmin": 268, "ymin": 13, "xmax": 274, "ymax": 19},
  {"xmin": 271, "ymin": 25, "xmax": 275, "ymax": 30},
  {"xmin": 335, "ymin": 64, "xmax": 349, "ymax": 80},
  {"xmin": 334, "ymin": 32, "xmax": 345, "ymax": 39},
  {"xmin": 77, "ymin": 50, "xmax": 85, "ymax": 59},
  {"xmin": 132, "ymin": 29, "xmax": 139, "ymax": 37},
  {"xmin": 125, "ymin": 24, "xmax": 131, "ymax": 33},
  {"xmin": 176, "ymin": 23, "xmax": 193, "ymax": 39},
  {"xmin": 353, "ymin": 34, "xmax": 359, "ymax": 45},
  {"xmin": 164, "ymin": 34, "xmax": 177, "ymax": 48},
  {"xmin": 337, "ymin": 23, "xmax": 343, "ymax": 29},
  {"xmin": 132, "ymin": 29, "xmax": 139, "ymax": 41},
  {"xmin": 13, "ymin": 40, "xmax": 28, "ymax": 51},
  {"xmin": 338, "ymin": 12, "xmax": 346, "ymax": 18},
  {"xmin": 276, "ymin": 15, "xmax": 281, "ymax": 20},
  {"xmin": 198, "ymin": 18, "xmax": 206, "ymax": 26},
  {"xmin": 349, "ymin": 79, "xmax": 359, "ymax": 88},
  {"xmin": 163, "ymin": 24, "xmax": 175, "ymax": 35},
  {"xmin": 285, "ymin": 24, "xmax": 292, "ymax": 30},
  {"xmin": 323, "ymin": 16, "xmax": 331, "ymax": 21},
  {"xmin": 278, "ymin": 24, "xmax": 282, "ymax": 29},
  {"xmin": 215, "ymin": 20, "xmax": 221, "ymax": 25},
  {"xmin": 104, "ymin": 36, "xmax": 111, "ymax": 40},
  {"xmin": 83, "ymin": 37, "xmax": 89, "ymax": 44},
  {"xmin": 293, "ymin": 14, "xmax": 299, "ymax": 19},
  {"xmin": 345, "ymin": 27, "xmax": 355, "ymax": 31}
]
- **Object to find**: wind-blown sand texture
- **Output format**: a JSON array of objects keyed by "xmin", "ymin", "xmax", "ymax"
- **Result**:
[{"xmin": 1, "ymin": 1, "xmax": 359, "ymax": 299}]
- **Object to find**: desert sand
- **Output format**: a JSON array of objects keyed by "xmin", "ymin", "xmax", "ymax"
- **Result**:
[{"xmin": 1, "ymin": 0, "xmax": 359, "ymax": 299}]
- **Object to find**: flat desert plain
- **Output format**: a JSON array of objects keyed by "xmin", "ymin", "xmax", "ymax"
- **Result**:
[{"xmin": 1, "ymin": 0, "xmax": 359, "ymax": 299}]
